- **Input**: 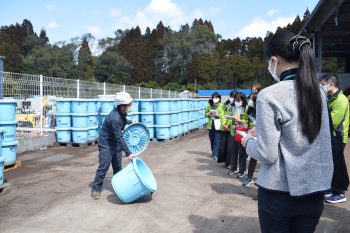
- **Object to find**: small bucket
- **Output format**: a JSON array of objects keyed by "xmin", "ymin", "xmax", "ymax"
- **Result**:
[{"xmin": 111, "ymin": 158, "xmax": 157, "ymax": 203}]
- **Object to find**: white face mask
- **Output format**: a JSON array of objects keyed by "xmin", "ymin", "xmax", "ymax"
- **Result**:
[
  {"xmin": 229, "ymin": 97, "xmax": 234, "ymax": 103},
  {"xmin": 322, "ymin": 84, "xmax": 330, "ymax": 93},
  {"xmin": 235, "ymin": 101, "xmax": 242, "ymax": 108},
  {"xmin": 126, "ymin": 105, "xmax": 133, "ymax": 113},
  {"xmin": 268, "ymin": 59, "xmax": 279, "ymax": 82},
  {"xmin": 248, "ymin": 99, "xmax": 254, "ymax": 107},
  {"xmin": 213, "ymin": 98, "xmax": 220, "ymax": 104}
]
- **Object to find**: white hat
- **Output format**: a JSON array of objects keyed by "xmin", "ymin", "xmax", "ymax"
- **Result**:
[{"xmin": 115, "ymin": 92, "xmax": 133, "ymax": 105}]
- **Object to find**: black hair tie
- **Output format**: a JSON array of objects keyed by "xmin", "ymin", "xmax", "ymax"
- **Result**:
[{"xmin": 289, "ymin": 35, "xmax": 311, "ymax": 55}]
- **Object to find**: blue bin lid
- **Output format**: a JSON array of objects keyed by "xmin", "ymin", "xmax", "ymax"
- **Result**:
[
  {"xmin": 123, "ymin": 123, "xmax": 150, "ymax": 155},
  {"xmin": 0, "ymin": 99, "xmax": 17, "ymax": 104}
]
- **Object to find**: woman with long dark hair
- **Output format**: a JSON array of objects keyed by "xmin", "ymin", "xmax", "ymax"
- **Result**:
[{"xmin": 241, "ymin": 31, "xmax": 333, "ymax": 232}]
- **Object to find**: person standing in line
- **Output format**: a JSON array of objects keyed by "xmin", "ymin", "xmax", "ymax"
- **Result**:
[
  {"xmin": 320, "ymin": 72, "xmax": 349, "ymax": 204},
  {"xmin": 205, "ymin": 92, "xmax": 224, "ymax": 160},
  {"xmin": 242, "ymin": 84, "xmax": 261, "ymax": 187},
  {"xmin": 91, "ymin": 92, "xmax": 135, "ymax": 199},
  {"xmin": 219, "ymin": 90, "xmax": 238, "ymax": 168},
  {"xmin": 241, "ymin": 31, "xmax": 333, "ymax": 233},
  {"xmin": 227, "ymin": 92, "xmax": 249, "ymax": 178}
]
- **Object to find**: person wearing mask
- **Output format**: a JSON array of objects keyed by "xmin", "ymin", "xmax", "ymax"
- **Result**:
[
  {"xmin": 219, "ymin": 90, "xmax": 238, "ymax": 168},
  {"xmin": 320, "ymin": 72, "xmax": 349, "ymax": 203},
  {"xmin": 241, "ymin": 32, "xmax": 333, "ymax": 233},
  {"xmin": 242, "ymin": 84, "xmax": 261, "ymax": 187},
  {"xmin": 227, "ymin": 92, "xmax": 249, "ymax": 178},
  {"xmin": 205, "ymin": 92, "xmax": 224, "ymax": 160},
  {"xmin": 91, "ymin": 92, "xmax": 135, "ymax": 199}
]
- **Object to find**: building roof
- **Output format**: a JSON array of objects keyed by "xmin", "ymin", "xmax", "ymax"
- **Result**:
[{"xmin": 299, "ymin": 0, "xmax": 350, "ymax": 57}]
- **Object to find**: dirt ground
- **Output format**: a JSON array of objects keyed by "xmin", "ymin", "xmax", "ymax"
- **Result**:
[{"xmin": 0, "ymin": 129, "xmax": 349, "ymax": 233}]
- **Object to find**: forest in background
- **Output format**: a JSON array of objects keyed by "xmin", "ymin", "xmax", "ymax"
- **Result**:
[{"xmin": 1, "ymin": 9, "xmax": 337, "ymax": 91}]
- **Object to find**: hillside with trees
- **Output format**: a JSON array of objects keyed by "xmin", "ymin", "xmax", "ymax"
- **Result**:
[{"xmin": 0, "ymin": 9, "xmax": 326, "ymax": 91}]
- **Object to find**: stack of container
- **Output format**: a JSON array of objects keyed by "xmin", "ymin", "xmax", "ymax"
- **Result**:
[
  {"xmin": 55, "ymin": 98, "xmax": 99, "ymax": 144},
  {"xmin": 139, "ymin": 99, "xmax": 155, "ymax": 139},
  {"xmin": 56, "ymin": 98, "xmax": 72, "ymax": 143},
  {"xmin": 0, "ymin": 100, "xmax": 18, "ymax": 164}
]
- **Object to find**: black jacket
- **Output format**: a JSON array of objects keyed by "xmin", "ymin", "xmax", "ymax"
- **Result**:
[{"xmin": 98, "ymin": 107, "xmax": 132, "ymax": 155}]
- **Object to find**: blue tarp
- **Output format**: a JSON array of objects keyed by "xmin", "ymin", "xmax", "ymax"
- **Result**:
[{"xmin": 198, "ymin": 89, "xmax": 251, "ymax": 96}]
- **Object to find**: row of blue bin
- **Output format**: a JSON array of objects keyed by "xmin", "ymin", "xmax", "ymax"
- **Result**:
[
  {"xmin": 56, "ymin": 98, "xmax": 209, "ymax": 114},
  {"xmin": 0, "ymin": 100, "xmax": 18, "ymax": 187},
  {"xmin": 56, "ymin": 127, "xmax": 99, "ymax": 144}
]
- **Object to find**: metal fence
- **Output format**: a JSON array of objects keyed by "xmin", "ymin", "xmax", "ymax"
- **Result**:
[
  {"xmin": 0, "ymin": 71, "xmax": 191, "ymax": 137},
  {"xmin": 0, "ymin": 71, "xmax": 182, "ymax": 99}
]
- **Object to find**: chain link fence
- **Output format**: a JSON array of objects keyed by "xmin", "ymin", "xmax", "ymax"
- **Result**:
[{"xmin": 0, "ymin": 71, "xmax": 191, "ymax": 137}]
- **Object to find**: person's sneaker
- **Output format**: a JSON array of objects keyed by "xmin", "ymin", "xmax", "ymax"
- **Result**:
[
  {"xmin": 326, "ymin": 194, "xmax": 346, "ymax": 204},
  {"xmin": 227, "ymin": 170, "xmax": 239, "ymax": 176},
  {"xmin": 237, "ymin": 173, "xmax": 244, "ymax": 178},
  {"xmin": 212, "ymin": 156, "xmax": 217, "ymax": 161},
  {"xmin": 91, "ymin": 191, "xmax": 100, "ymax": 200},
  {"xmin": 324, "ymin": 191, "xmax": 332, "ymax": 198},
  {"xmin": 242, "ymin": 178, "xmax": 254, "ymax": 187}
]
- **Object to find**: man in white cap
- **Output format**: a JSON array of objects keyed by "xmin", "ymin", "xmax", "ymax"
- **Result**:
[{"xmin": 91, "ymin": 92, "xmax": 135, "ymax": 199}]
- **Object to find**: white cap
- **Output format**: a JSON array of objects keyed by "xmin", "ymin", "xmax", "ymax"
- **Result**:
[{"xmin": 115, "ymin": 92, "xmax": 133, "ymax": 105}]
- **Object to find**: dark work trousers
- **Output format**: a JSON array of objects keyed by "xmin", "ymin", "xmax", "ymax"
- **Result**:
[
  {"xmin": 217, "ymin": 131, "xmax": 229, "ymax": 164},
  {"xmin": 229, "ymin": 139, "xmax": 239, "ymax": 172},
  {"xmin": 258, "ymin": 188, "xmax": 324, "ymax": 233},
  {"xmin": 238, "ymin": 143, "xmax": 248, "ymax": 174},
  {"xmin": 92, "ymin": 148, "xmax": 122, "ymax": 192},
  {"xmin": 333, "ymin": 143, "xmax": 348, "ymax": 195},
  {"xmin": 247, "ymin": 158, "xmax": 257, "ymax": 179},
  {"xmin": 225, "ymin": 134, "xmax": 235, "ymax": 167},
  {"xmin": 208, "ymin": 123, "xmax": 221, "ymax": 159}
]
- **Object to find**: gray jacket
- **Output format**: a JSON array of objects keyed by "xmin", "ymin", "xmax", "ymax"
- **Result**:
[{"xmin": 246, "ymin": 81, "xmax": 333, "ymax": 196}]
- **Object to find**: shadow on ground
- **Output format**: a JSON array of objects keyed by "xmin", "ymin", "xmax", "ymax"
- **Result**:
[{"xmin": 188, "ymin": 214, "xmax": 260, "ymax": 233}]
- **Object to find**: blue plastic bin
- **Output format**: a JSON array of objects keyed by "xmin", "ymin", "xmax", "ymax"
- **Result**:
[
  {"xmin": 0, "ymin": 100, "xmax": 17, "ymax": 121},
  {"xmin": 111, "ymin": 158, "xmax": 157, "ymax": 203},
  {"xmin": 56, "ymin": 128, "xmax": 71, "ymax": 143},
  {"xmin": 72, "ymin": 113, "xmax": 89, "ymax": 128},
  {"xmin": 2, "ymin": 140, "xmax": 18, "ymax": 163},
  {"xmin": 155, "ymin": 125, "xmax": 171, "ymax": 139},
  {"xmin": 0, "ymin": 120, "xmax": 16, "ymax": 143},
  {"xmin": 140, "ymin": 100, "xmax": 154, "ymax": 112},
  {"xmin": 100, "ymin": 99, "xmax": 116, "ymax": 114},
  {"xmin": 88, "ymin": 127, "xmax": 99, "ymax": 142},
  {"xmin": 170, "ymin": 124, "xmax": 179, "ymax": 138},
  {"xmin": 154, "ymin": 99, "xmax": 170, "ymax": 112},
  {"xmin": 88, "ymin": 113, "xmax": 99, "ymax": 127},
  {"xmin": 155, "ymin": 112, "xmax": 171, "ymax": 125},
  {"xmin": 170, "ymin": 99, "xmax": 178, "ymax": 111},
  {"xmin": 56, "ymin": 98, "xmax": 71, "ymax": 114},
  {"xmin": 72, "ymin": 128, "xmax": 89, "ymax": 143},
  {"xmin": 140, "ymin": 113, "xmax": 154, "ymax": 126},
  {"xmin": 71, "ymin": 99, "xmax": 89, "ymax": 113},
  {"xmin": 87, "ymin": 100, "xmax": 98, "ymax": 113},
  {"xmin": 170, "ymin": 112, "xmax": 178, "ymax": 124},
  {"xmin": 131, "ymin": 100, "xmax": 140, "ymax": 113},
  {"xmin": 56, "ymin": 113, "xmax": 71, "ymax": 128}
]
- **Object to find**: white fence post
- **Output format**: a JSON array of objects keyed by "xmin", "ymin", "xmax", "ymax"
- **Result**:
[
  {"xmin": 103, "ymin": 82, "xmax": 106, "ymax": 95},
  {"xmin": 40, "ymin": 75, "xmax": 43, "ymax": 136},
  {"xmin": 150, "ymin": 88, "xmax": 153, "ymax": 99},
  {"xmin": 139, "ymin": 86, "xmax": 141, "ymax": 99},
  {"xmin": 160, "ymin": 89, "xmax": 162, "ymax": 98},
  {"xmin": 123, "ymin": 85, "xmax": 126, "ymax": 92},
  {"xmin": 77, "ymin": 79, "xmax": 80, "ymax": 98},
  {"xmin": 168, "ymin": 90, "xmax": 170, "ymax": 98}
]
